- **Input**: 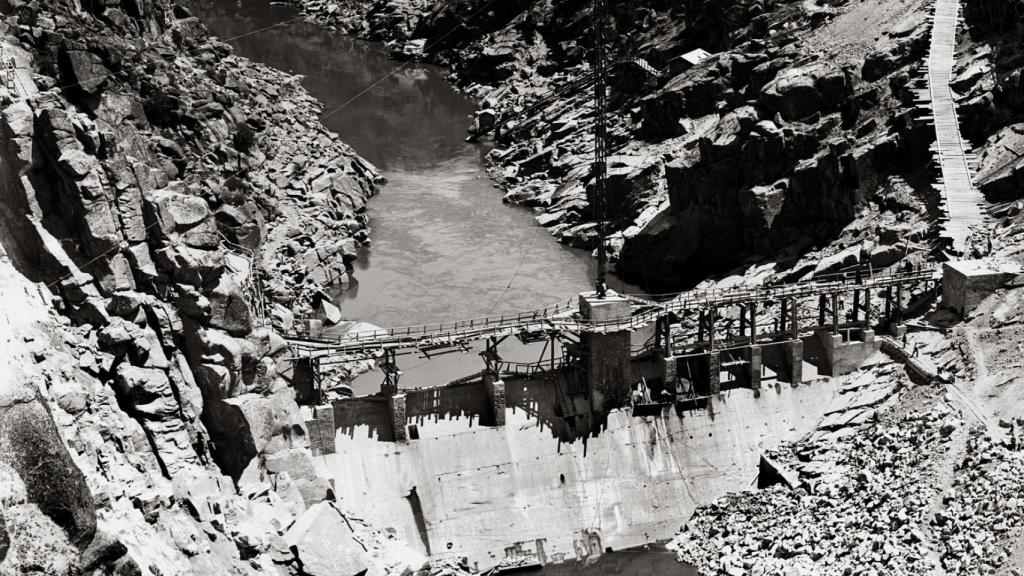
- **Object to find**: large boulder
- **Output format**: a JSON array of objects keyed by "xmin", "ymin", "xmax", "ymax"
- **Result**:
[
  {"xmin": 284, "ymin": 502, "xmax": 369, "ymax": 576},
  {"xmin": 640, "ymin": 62, "xmax": 729, "ymax": 139},
  {"xmin": 204, "ymin": 391, "xmax": 307, "ymax": 481},
  {"xmin": 1, "ymin": 501, "xmax": 81, "ymax": 575},
  {"xmin": 760, "ymin": 64, "xmax": 851, "ymax": 121},
  {"xmin": 206, "ymin": 274, "xmax": 253, "ymax": 336},
  {"xmin": 153, "ymin": 244, "xmax": 225, "ymax": 288},
  {"xmin": 113, "ymin": 365, "xmax": 178, "ymax": 419},
  {"xmin": 58, "ymin": 49, "xmax": 109, "ymax": 97},
  {"xmin": 145, "ymin": 188, "xmax": 219, "ymax": 249},
  {"xmin": 862, "ymin": 22, "xmax": 929, "ymax": 82},
  {"xmin": 0, "ymin": 382, "xmax": 95, "ymax": 548},
  {"xmin": 742, "ymin": 119, "xmax": 786, "ymax": 183},
  {"xmin": 215, "ymin": 201, "xmax": 266, "ymax": 252}
]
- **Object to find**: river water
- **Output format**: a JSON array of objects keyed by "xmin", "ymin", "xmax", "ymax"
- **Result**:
[
  {"xmin": 189, "ymin": 4, "xmax": 698, "ymax": 575},
  {"xmin": 190, "ymin": 0, "xmax": 646, "ymax": 391},
  {"xmin": 189, "ymin": 0, "xmax": 639, "ymax": 325}
]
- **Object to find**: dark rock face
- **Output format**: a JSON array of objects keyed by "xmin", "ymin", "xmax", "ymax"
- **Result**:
[
  {"xmin": 58, "ymin": 48, "xmax": 110, "ymax": 97},
  {"xmin": 292, "ymin": 0, "xmax": 941, "ymax": 290},
  {"xmin": 0, "ymin": 474, "xmax": 81, "ymax": 576},
  {"xmin": 641, "ymin": 61, "xmax": 730, "ymax": 138},
  {"xmin": 0, "ymin": 386, "xmax": 95, "ymax": 549},
  {"xmin": 759, "ymin": 64, "xmax": 852, "ymax": 122},
  {"xmin": 861, "ymin": 22, "xmax": 929, "ymax": 82}
]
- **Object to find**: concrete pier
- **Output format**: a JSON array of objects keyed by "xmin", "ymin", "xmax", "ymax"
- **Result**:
[
  {"xmin": 483, "ymin": 374, "xmax": 506, "ymax": 426},
  {"xmin": 389, "ymin": 392, "xmax": 408, "ymax": 442},
  {"xmin": 820, "ymin": 329, "xmax": 877, "ymax": 376},
  {"xmin": 655, "ymin": 354, "xmax": 678, "ymax": 388},
  {"xmin": 747, "ymin": 345, "xmax": 763, "ymax": 391},
  {"xmin": 579, "ymin": 291, "xmax": 632, "ymax": 410},
  {"xmin": 890, "ymin": 323, "xmax": 907, "ymax": 339},
  {"xmin": 305, "ymin": 404, "xmax": 337, "ymax": 456},
  {"xmin": 784, "ymin": 340, "xmax": 803, "ymax": 385},
  {"xmin": 942, "ymin": 259, "xmax": 1024, "ymax": 317},
  {"xmin": 708, "ymin": 351, "xmax": 721, "ymax": 395}
]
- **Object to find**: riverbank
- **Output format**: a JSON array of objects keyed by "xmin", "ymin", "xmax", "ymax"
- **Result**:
[{"xmin": 187, "ymin": 0, "xmax": 646, "ymax": 330}]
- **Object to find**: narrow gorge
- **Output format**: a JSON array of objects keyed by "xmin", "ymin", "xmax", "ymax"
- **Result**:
[{"xmin": 2, "ymin": 0, "xmax": 1024, "ymax": 575}]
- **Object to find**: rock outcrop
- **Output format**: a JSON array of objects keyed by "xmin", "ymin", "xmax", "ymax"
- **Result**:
[
  {"xmin": 0, "ymin": 0, "xmax": 462, "ymax": 574},
  {"xmin": 290, "ymin": 0, "xmax": 941, "ymax": 291},
  {"xmin": 0, "ymin": 462, "xmax": 81, "ymax": 576}
]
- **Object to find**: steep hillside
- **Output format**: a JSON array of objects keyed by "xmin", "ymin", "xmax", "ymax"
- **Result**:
[
  {"xmin": 293, "ymin": 0, "xmax": 1024, "ymax": 292},
  {"xmin": 0, "ymin": 0, "xmax": 467, "ymax": 573}
]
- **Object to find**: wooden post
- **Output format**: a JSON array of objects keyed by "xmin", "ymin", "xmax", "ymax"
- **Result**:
[
  {"xmin": 780, "ymin": 299, "xmax": 789, "ymax": 334},
  {"xmin": 749, "ymin": 302, "xmax": 757, "ymax": 345},
  {"xmin": 852, "ymin": 290, "xmax": 860, "ymax": 322},
  {"xmin": 896, "ymin": 284, "xmax": 904, "ymax": 324},
  {"xmin": 831, "ymin": 293, "xmax": 839, "ymax": 336},
  {"xmin": 313, "ymin": 356, "xmax": 323, "ymax": 404},
  {"xmin": 790, "ymin": 299, "xmax": 800, "ymax": 341},
  {"xmin": 655, "ymin": 315, "xmax": 663, "ymax": 352},
  {"xmin": 864, "ymin": 288, "xmax": 872, "ymax": 326},
  {"xmin": 708, "ymin": 307, "xmax": 717, "ymax": 350},
  {"xmin": 664, "ymin": 316, "xmax": 673, "ymax": 357}
]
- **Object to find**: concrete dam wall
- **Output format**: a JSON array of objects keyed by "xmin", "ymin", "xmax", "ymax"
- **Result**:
[{"xmin": 317, "ymin": 375, "xmax": 841, "ymax": 569}]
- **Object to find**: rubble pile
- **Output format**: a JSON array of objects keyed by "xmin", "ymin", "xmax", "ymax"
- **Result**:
[
  {"xmin": 670, "ymin": 363, "xmax": 1024, "ymax": 576},
  {"xmin": 934, "ymin": 427, "xmax": 1024, "ymax": 574}
]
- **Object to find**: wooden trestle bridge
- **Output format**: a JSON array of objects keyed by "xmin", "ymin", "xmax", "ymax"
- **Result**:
[{"xmin": 286, "ymin": 267, "xmax": 941, "ymax": 381}]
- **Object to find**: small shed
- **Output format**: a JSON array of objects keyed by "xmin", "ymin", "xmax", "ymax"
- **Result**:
[
  {"xmin": 942, "ymin": 259, "xmax": 1024, "ymax": 316},
  {"xmin": 676, "ymin": 48, "xmax": 713, "ymax": 69}
]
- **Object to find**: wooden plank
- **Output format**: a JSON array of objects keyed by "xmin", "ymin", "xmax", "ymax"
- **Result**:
[{"xmin": 925, "ymin": 0, "xmax": 990, "ymax": 253}]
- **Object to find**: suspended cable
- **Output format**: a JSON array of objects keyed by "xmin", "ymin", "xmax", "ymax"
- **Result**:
[{"xmin": 592, "ymin": 0, "xmax": 609, "ymax": 298}]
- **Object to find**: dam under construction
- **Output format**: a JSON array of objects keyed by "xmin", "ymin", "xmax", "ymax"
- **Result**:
[
  {"xmin": 5, "ymin": 0, "xmax": 1024, "ymax": 570},
  {"xmin": 284, "ymin": 262, "xmax": 993, "ymax": 570},
  {"xmin": 184, "ymin": 0, "xmax": 1024, "ymax": 572},
  {"xmin": 320, "ymin": 375, "xmax": 839, "ymax": 569}
]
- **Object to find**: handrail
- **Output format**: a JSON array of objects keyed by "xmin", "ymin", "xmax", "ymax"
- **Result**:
[
  {"xmin": 284, "ymin": 267, "xmax": 940, "ymax": 353},
  {"xmin": 219, "ymin": 233, "xmax": 269, "ymax": 322}
]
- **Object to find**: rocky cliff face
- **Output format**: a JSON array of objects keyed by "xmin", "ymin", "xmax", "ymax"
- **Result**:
[
  {"xmin": 0, "ymin": 0, "xmax": 468, "ymax": 574},
  {"xmin": 290, "ymin": 0, "xmax": 1023, "ymax": 289}
]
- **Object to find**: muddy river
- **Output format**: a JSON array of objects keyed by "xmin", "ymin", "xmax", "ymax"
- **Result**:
[
  {"xmin": 188, "ymin": 3, "xmax": 698, "ymax": 574},
  {"xmin": 190, "ymin": 0, "xmax": 647, "ymax": 391}
]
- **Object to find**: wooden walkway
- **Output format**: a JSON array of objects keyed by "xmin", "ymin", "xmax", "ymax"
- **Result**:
[
  {"xmin": 285, "ymin": 268, "xmax": 939, "ymax": 356},
  {"xmin": 925, "ymin": 0, "xmax": 989, "ymax": 253}
]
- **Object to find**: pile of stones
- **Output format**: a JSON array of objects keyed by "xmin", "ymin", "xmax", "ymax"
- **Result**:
[{"xmin": 670, "ymin": 368, "xmax": 1024, "ymax": 575}]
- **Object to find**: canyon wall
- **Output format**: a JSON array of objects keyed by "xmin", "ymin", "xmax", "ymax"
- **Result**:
[
  {"xmin": 291, "ymin": 0, "xmax": 1023, "ymax": 290},
  {"xmin": 0, "ymin": 0, "xmax": 464, "ymax": 574}
]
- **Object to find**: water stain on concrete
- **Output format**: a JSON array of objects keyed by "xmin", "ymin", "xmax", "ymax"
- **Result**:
[{"xmin": 319, "ymin": 376, "xmax": 839, "ymax": 569}]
